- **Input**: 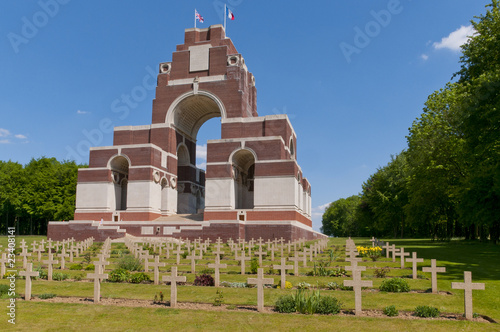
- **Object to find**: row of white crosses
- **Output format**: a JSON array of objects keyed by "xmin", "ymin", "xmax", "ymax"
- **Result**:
[
  {"xmin": 378, "ymin": 238, "xmax": 485, "ymax": 320},
  {"xmin": 17, "ymin": 236, "xmax": 94, "ymax": 301}
]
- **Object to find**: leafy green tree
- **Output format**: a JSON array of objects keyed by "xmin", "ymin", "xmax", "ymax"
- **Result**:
[
  {"xmin": 454, "ymin": 0, "xmax": 500, "ymax": 242},
  {"xmin": 321, "ymin": 195, "xmax": 362, "ymax": 237}
]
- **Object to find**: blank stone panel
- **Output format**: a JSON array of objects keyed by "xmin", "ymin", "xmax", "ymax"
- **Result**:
[{"xmin": 189, "ymin": 45, "xmax": 211, "ymax": 72}]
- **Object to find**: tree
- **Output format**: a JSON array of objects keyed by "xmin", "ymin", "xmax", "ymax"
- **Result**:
[
  {"xmin": 454, "ymin": 0, "xmax": 500, "ymax": 242},
  {"xmin": 321, "ymin": 195, "xmax": 362, "ymax": 237}
]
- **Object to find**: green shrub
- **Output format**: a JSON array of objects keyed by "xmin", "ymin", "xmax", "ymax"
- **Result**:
[
  {"xmin": 316, "ymin": 296, "xmax": 342, "ymax": 315},
  {"xmin": 0, "ymin": 284, "xmax": 9, "ymax": 297},
  {"xmin": 275, "ymin": 294, "xmax": 296, "ymax": 313},
  {"xmin": 82, "ymin": 253, "xmax": 92, "ymax": 265},
  {"xmin": 383, "ymin": 305, "xmax": 399, "ymax": 317},
  {"xmin": 415, "ymin": 305, "xmax": 440, "ymax": 318},
  {"xmin": 294, "ymin": 289, "xmax": 321, "ymax": 314},
  {"xmin": 374, "ymin": 267, "xmax": 390, "ymax": 278},
  {"xmin": 130, "ymin": 272, "xmax": 151, "ymax": 284},
  {"xmin": 250, "ymin": 258, "xmax": 259, "ymax": 274},
  {"xmin": 108, "ymin": 268, "xmax": 131, "ymax": 282},
  {"xmin": 220, "ymin": 281, "xmax": 248, "ymax": 288},
  {"xmin": 73, "ymin": 273, "xmax": 85, "ymax": 281},
  {"xmin": 327, "ymin": 282, "xmax": 339, "ymax": 290},
  {"xmin": 117, "ymin": 255, "xmax": 142, "ymax": 271},
  {"xmin": 194, "ymin": 274, "xmax": 214, "ymax": 286},
  {"xmin": 85, "ymin": 264, "xmax": 95, "ymax": 271},
  {"xmin": 33, "ymin": 266, "xmax": 47, "ymax": 280},
  {"xmin": 38, "ymin": 293, "xmax": 57, "ymax": 299},
  {"xmin": 380, "ymin": 277, "xmax": 410, "ymax": 293},
  {"xmin": 297, "ymin": 282, "xmax": 311, "ymax": 290},
  {"xmin": 69, "ymin": 264, "xmax": 83, "ymax": 270},
  {"xmin": 53, "ymin": 272, "xmax": 70, "ymax": 281},
  {"xmin": 213, "ymin": 289, "xmax": 224, "ymax": 306},
  {"xmin": 329, "ymin": 268, "xmax": 347, "ymax": 277}
]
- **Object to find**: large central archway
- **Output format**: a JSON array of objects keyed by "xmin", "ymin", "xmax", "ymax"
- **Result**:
[{"xmin": 166, "ymin": 91, "xmax": 226, "ymax": 214}]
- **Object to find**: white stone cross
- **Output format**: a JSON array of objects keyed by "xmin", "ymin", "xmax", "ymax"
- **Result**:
[
  {"xmin": 383, "ymin": 242, "xmax": 390, "ymax": 258},
  {"xmin": 389, "ymin": 244, "xmax": 400, "ymax": 263},
  {"xmin": 141, "ymin": 252, "xmax": 154, "ymax": 272},
  {"xmin": 173, "ymin": 245, "xmax": 184, "ymax": 265},
  {"xmin": 19, "ymin": 263, "xmax": 39, "ymax": 301},
  {"xmin": 212, "ymin": 244, "xmax": 225, "ymax": 263},
  {"xmin": 370, "ymin": 237, "xmax": 376, "ymax": 247},
  {"xmin": 343, "ymin": 264, "xmax": 372, "ymax": 315},
  {"xmin": 406, "ymin": 252, "xmax": 424, "ymax": 279},
  {"xmin": 451, "ymin": 271, "xmax": 485, "ymax": 320},
  {"xmin": 33, "ymin": 245, "xmax": 43, "ymax": 262},
  {"xmin": 162, "ymin": 266, "xmax": 186, "ymax": 308},
  {"xmin": 20, "ymin": 249, "xmax": 31, "ymax": 269},
  {"xmin": 273, "ymin": 257, "xmax": 293, "ymax": 288},
  {"xmin": 150, "ymin": 256, "xmax": 166, "ymax": 285},
  {"xmin": 395, "ymin": 247, "xmax": 410, "ymax": 269},
  {"xmin": 269, "ymin": 244, "xmax": 277, "ymax": 261},
  {"xmin": 57, "ymin": 247, "xmax": 69, "ymax": 270},
  {"xmin": 43, "ymin": 253, "xmax": 59, "ymax": 281},
  {"xmin": 208, "ymin": 259, "xmax": 227, "ymax": 287},
  {"xmin": 186, "ymin": 252, "xmax": 201, "ymax": 274},
  {"xmin": 87, "ymin": 264, "xmax": 108, "ymax": 303},
  {"xmin": 422, "ymin": 259, "xmax": 446, "ymax": 293},
  {"xmin": 0, "ymin": 253, "xmax": 7, "ymax": 278},
  {"xmin": 20, "ymin": 239, "xmax": 27, "ymax": 251},
  {"xmin": 254, "ymin": 246, "xmax": 267, "ymax": 266},
  {"xmin": 300, "ymin": 250, "xmax": 308, "ymax": 268},
  {"xmin": 237, "ymin": 250, "xmax": 251, "ymax": 275},
  {"xmin": 247, "ymin": 268, "xmax": 274, "ymax": 312},
  {"xmin": 288, "ymin": 251, "xmax": 301, "ymax": 276}
]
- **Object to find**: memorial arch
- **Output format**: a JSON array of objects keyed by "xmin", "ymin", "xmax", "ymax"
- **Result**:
[{"xmin": 54, "ymin": 24, "xmax": 324, "ymax": 242}]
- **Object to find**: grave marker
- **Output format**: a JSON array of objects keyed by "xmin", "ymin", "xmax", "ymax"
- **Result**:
[
  {"xmin": 247, "ymin": 268, "xmax": 274, "ymax": 312},
  {"xmin": 273, "ymin": 257, "xmax": 293, "ymax": 288},
  {"xmin": 162, "ymin": 266, "xmax": 186, "ymax": 308},
  {"xmin": 150, "ymin": 256, "xmax": 166, "ymax": 285},
  {"xmin": 42, "ymin": 253, "xmax": 58, "ymax": 281},
  {"xmin": 451, "ymin": 271, "xmax": 485, "ymax": 320},
  {"xmin": 406, "ymin": 252, "xmax": 424, "ymax": 279},
  {"xmin": 87, "ymin": 263, "xmax": 108, "ymax": 303},
  {"xmin": 19, "ymin": 263, "xmax": 39, "ymax": 301},
  {"xmin": 395, "ymin": 247, "xmax": 410, "ymax": 269},
  {"xmin": 422, "ymin": 259, "xmax": 446, "ymax": 293},
  {"xmin": 208, "ymin": 259, "xmax": 227, "ymax": 287}
]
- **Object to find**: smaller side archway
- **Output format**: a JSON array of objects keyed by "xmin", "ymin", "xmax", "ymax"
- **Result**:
[
  {"xmin": 231, "ymin": 149, "xmax": 256, "ymax": 210},
  {"xmin": 109, "ymin": 155, "xmax": 130, "ymax": 211}
]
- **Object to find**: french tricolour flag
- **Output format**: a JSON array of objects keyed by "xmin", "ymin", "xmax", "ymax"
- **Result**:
[{"xmin": 226, "ymin": 7, "xmax": 235, "ymax": 20}]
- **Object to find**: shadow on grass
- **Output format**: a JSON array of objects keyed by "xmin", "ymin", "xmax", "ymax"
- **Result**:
[{"xmin": 370, "ymin": 239, "xmax": 500, "ymax": 281}]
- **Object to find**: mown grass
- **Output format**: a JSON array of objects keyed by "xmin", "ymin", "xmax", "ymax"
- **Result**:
[{"xmin": 0, "ymin": 236, "xmax": 499, "ymax": 331}]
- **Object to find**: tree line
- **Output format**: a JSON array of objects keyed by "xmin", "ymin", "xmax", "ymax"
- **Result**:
[
  {"xmin": 322, "ymin": 1, "xmax": 500, "ymax": 242},
  {"xmin": 0, "ymin": 158, "xmax": 85, "ymax": 235}
]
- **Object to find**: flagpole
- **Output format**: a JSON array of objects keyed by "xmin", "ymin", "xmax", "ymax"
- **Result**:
[
  {"xmin": 224, "ymin": 4, "xmax": 227, "ymax": 35},
  {"xmin": 195, "ymin": 9, "xmax": 197, "ymax": 28}
]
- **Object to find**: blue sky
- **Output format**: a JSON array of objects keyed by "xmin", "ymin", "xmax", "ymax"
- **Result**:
[{"xmin": 0, "ymin": 0, "xmax": 491, "ymax": 231}]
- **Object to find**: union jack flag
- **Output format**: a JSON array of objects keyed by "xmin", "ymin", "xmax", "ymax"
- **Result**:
[{"xmin": 195, "ymin": 9, "xmax": 204, "ymax": 23}]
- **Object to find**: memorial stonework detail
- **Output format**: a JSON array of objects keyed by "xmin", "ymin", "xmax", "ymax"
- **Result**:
[{"xmin": 48, "ymin": 25, "xmax": 326, "ymax": 242}]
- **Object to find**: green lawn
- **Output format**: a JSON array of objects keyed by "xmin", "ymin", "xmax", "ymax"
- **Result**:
[{"xmin": 1, "ymin": 236, "xmax": 499, "ymax": 331}]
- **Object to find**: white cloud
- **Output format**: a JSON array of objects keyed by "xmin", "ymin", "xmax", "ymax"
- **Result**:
[
  {"xmin": 196, "ymin": 144, "xmax": 208, "ymax": 170},
  {"xmin": 196, "ymin": 144, "xmax": 207, "ymax": 160},
  {"xmin": 0, "ymin": 139, "xmax": 10, "ymax": 144},
  {"xmin": 77, "ymin": 110, "xmax": 89, "ymax": 114},
  {"xmin": 15, "ymin": 134, "xmax": 27, "ymax": 139},
  {"xmin": 433, "ymin": 25, "xmax": 475, "ymax": 51},
  {"xmin": 0, "ymin": 128, "xmax": 11, "ymax": 137},
  {"xmin": 421, "ymin": 54, "xmax": 429, "ymax": 61},
  {"xmin": 311, "ymin": 202, "xmax": 331, "ymax": 217}
]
